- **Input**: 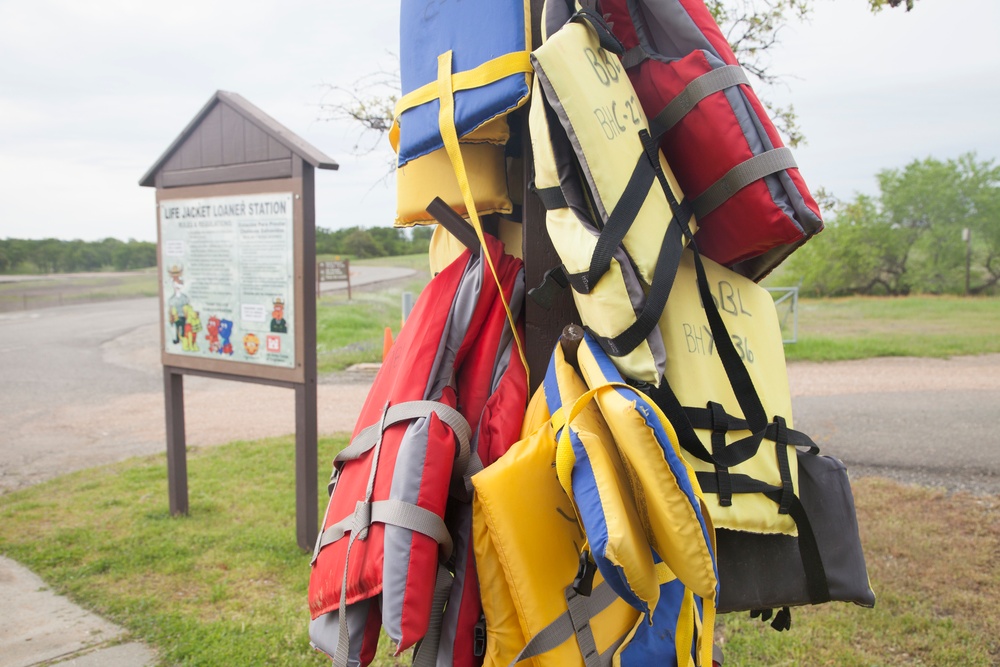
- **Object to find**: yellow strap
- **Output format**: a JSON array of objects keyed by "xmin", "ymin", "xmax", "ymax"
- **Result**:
[
  {"xmin": 396, "ymin": 51, "xmax": 532, "ymax": 118},
  {"xmin": 436, "ymin": 50, "xmax": 530, "ymax": 383}
]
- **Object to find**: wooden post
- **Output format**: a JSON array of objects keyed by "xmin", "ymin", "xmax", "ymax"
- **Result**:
[
  {"xmin": 163, "ymin": 367, "xmax": 189, "ymax": 516},
  {"xmin": 297, "ymin": 165, "xmax": 320, "ymax": 551},
  {"xmin": 522, "ymin": 0, "xmax": 580, "ymax": 391}
]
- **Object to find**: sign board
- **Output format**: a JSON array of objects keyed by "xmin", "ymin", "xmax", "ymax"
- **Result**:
[
  {"xmin": 160, "ymin": 193, "xmax": 296, "ymax": 369},
  {"xmin": 319, "ymin": 258, "xmax": 350, "ymax": 282}
]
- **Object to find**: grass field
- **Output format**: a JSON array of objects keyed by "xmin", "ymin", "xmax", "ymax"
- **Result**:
[
  {"xmin": 784, "ymin": 295, "xmax": 1000, "ymax": 361},
  {"xmin": 0, "ymin": 270, "xmax": 159, "ymax": 312},
  {"xmin": 2, "ymin": 259, "xmax": 999, "ymax": 664},
  {"xmin": 0, "ymin": 437, "xmax": 995, "ymax": 666}
]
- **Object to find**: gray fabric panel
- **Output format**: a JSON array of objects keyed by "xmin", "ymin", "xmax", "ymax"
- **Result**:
[
  {"xmin": 411, "ymin": 563, "xmax": 454, "ymax": 667},
  {"xmin": 382, "ymin": 415, "xmax": 434, "ymax": 643},
  {"xmin": 654, "ymin": 65, "xmax": 748, "ymax": 132},
  {"xmin": 693, "ymin": 147, "xmax": 797, "ymax": 220},
  {"xmin": 434, "ymin": 502, "xmax": 473, "ymax": 667},
  {"xmin": 309, "ymin": 598, "xmax": 374, "ymax": 666},
  {"xmin": 426, "ymin": 252, "xmax": 483, "ymax": 402},
  {"xmin": 630, "ymin": 0, "xmax": 718, "ymax": 62},
  {"xmin": 621, "ymin": 45, "xmax": 648, "ymax": 69}
]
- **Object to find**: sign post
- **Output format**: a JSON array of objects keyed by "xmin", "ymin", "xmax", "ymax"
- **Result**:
[{"xmin": 141, "ymin": 91, "xmax": 338, "ymax": 550}]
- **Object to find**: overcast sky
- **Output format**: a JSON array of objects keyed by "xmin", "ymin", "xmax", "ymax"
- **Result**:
[{"xmin": 1, "ymin": 0, "xmax": 997, "ymax": 242}]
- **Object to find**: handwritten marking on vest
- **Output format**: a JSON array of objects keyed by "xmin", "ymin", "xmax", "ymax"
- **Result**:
[
  {"xmin": 584, "ymin": 46, "xmax": 621, "ymax": 86},
  {"xmin": 683, "ymin": 323, "xmax": 755, "ymax": 364},
  {"xmin": 594, "ymin": 95, "xmax": 642, "ymax": 141},
  {"xmin": 697, "ymin": 279, "xmax": 754, "ymax": 318}
]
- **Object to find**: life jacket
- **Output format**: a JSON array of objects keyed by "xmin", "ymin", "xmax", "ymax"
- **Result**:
[
  {"xmin": 395, "ymin": 128, "xmax": 514, "ymax": 227},
  {"xmin": 391, "ymin": 0, "xmax": 531, "ymax": 166},
  {"xmin": 600, "ymin": 0, "xmax": 824, "ymax": 279},
  {"xmin": 390, "ymin": 0, "xmax": 531, "ymax": 379},
  {"xmin": 642, "ymin": 248, "xmax": 875, "ymax": 620},
  {"xmin": 473, "ymin": 334, "xmax": 717, "ymax": 666},
  {"xmin": 652, "ymin": 248, "xmax": 801, "ymax": 536},
  {"xmin": 529, "ymin": 0, "xmax": 695, "ymax": 385},
  {"xmin": 308, "ymin": 234, "xmax": 527, "ymax": 667}
]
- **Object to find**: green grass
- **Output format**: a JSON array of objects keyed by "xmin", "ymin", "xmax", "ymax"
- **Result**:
[
  {"xmin": 0, "ymin": 435, "xmax": 408, "ymax": 667},
  {"xmin": 316, "ymin": 256, "xmax": 430, "ymax": 373},
  {"xmin": 1, "ymin": 441, "xmax": 995, "ymax": 665},
  {"xmin": 783, "ymin": 295, "xmax": 1000, "ymax": 361}
]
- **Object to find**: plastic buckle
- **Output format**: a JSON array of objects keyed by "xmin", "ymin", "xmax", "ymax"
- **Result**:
[
  {"xmin": 572, "ymin": 550, "xmax": 597, "ymax": 597},
  {"xmin": 473, "ymin": 616, "xmax": 487, "ymax": 657},
  {"xmin": 527, "ymin": 266, "xmax": 569, "ymax": 310}
]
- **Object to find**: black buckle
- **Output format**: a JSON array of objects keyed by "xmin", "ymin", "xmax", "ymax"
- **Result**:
[
  {"xmin": 527, "ymin": 265, "xmax": 570, "ymax": 310},
  {"xmin": 572, "ymin": 550, "xmax": 597, "ymax": 597},
  {"xmin": 473, "ymin": 615, "xmax": 487, "ymax": 657}
]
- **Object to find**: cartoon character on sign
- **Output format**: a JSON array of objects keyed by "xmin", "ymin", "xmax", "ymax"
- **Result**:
[
  {"xmin": 270, "ymin": 297, "xmax": 287, "ymax": 333},
  {"xmin": 218, "ymin": 319, "xmax": 234, "ymax": 356},
  {"xmin": 182, "ymin": 304, "xmax": 202, "ymax": 352},
  {"xmin": 243, "ymin": 333, "xmax": 260, "ymax": 356},
  {"xmin": 205, "ymin": 316, "xmax": 221, "ymax": 353},
  {"xmin": 166, "ymin": 265, "xmax": 189, "ymax": 345}
]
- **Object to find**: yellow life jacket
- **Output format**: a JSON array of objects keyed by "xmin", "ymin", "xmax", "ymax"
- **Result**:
[
  {"xmin": 473, "ymin": 337, "xmax": 717, "ymax": 666},
  {"xmin": 528, "ymin": 1, "xmax": 696, "ymax": 385},
  {"xmin": 395, "ymin": 120, "xmax": 514, "ymax": 227},
  {"xmin": 473, "ymin": 382, "xmax": 640, "ymax": 667},
  {"xmin": 652, "ymin": 248, "xmax": 799, "ymax": 535}
]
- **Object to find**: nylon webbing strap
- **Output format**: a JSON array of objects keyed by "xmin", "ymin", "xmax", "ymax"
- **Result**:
[
  {"xmin": 587, "ymin": 132, "xmax": 690, "ymax": 358},
  {"xmin": 621, "ymin": 45, "xmax": 648, "ymax": 69},
  {"xmin": 653, "ymin": 65, "xmax": 749, "ymax": 133},
  {"xmin": 693, "ymin": 147, "xmax": 797, "ymax": 220},
  {"xmin": 411, "ymin": 563, "xmax": 455, "ymax": 667},
  {"xmin": 393, "ymin": 50, "xmax": 532, "ymax": 118},
  {"xmin": 329, "ymin": 400, "xmax": 472, "ymax": 494},
  {"xmin": 566, "ymin": 152, "xmax": 656, "ymax": 294},
  {"xmin": 508, "ymin": 581, "xmax": 619, "ymax": 666},
  {"xmin": 315, "ymin": 499, "xmax": 455, "ymax": 559},
  {"xmin": 565, "ymin": 586, "xmax": 603, "ymax": 667},
  {"xmin": 690, "ymin": 248, "xmax": 768, "ymax": 431},
  {"xmin": 773, "ymin": 416, "xmax": 794, "ymax": 515},
  {"xmin": 683, "ymin": 406, "xmax": 821, "ymax": 456},
  {"xmin": 334, "ymin": 401, "xmax": 391, "ymax": 666},
  {"xmin": 710, "ymin": 402, "xmax": 733, "ymax": 508},
  {"xmin": 534, "ymin": 184, "xmax": 568, "ymax": 210}
]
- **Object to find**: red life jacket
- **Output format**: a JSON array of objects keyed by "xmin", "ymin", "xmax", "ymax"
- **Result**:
[
  {"xmin": 308, "ymin": 234, "xmax": 527, "ymax": 667},
  {"xmin": 602, "ymin": 0, "xmax": 823, "ymax": 279}
]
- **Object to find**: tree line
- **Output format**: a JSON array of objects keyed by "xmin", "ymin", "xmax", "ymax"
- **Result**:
[
  {"xmin": 782, "ymin": 153, "xmax": 1000, "ymax": 296},
  {"xmin": 316, "ymin": 225, "xmax": 433, "ymax": 258},
  {"xmin": 0, "ymin": 238, "xmax": 157, "ymax": 274}
]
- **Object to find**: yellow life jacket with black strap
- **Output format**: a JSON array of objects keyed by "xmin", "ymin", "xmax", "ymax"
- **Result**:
[
  {"xmin": 652, "ymin": 248, "xmax": 800, "ymax": 536},
  {"xmin": 528, "ymin": 0, "xmax": 696, "ymax": 385}
]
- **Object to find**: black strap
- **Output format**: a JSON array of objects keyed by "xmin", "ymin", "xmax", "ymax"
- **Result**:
[
  {"xmin": 710, "ymin": 402, "xmax": 733, "ymax": 507},
  {"xmin": 571, "ymin": 8, "xmax": 625, "ymax": 56},
  {"xmin": 533, "ymin": 184, "xmax": 568, "ymax": 211},
  {"xmin": 585, "ymin": 131, "xmax": 691, "ymax": 358},
  {"xmin": 773, "ymin": 416, "xmax": 794, "ymax": 516},
  {"xmin": 565, "ymin": 152, "xmax": 656, "ymax": 294},
  {"xmin": 689, "ymin": 247, "xmax": 769, "ymax": 431}
]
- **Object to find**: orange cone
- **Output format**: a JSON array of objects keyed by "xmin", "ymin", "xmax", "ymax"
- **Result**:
[{"xmin": 382, "ymin": 327, "xmax": 394, "ymax": 361}]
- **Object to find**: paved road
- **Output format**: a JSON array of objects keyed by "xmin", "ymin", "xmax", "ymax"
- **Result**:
[
  {"xmin": 0, "ymin": 266, "xmax": 416, "ymax": 493},
  {"xmin": 1, "ymin": 284, "xmax": 998, "ymax": 494}
]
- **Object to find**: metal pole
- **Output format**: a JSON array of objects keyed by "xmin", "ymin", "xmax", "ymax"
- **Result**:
[{"xmin": 963, "ymin": 228, "xmax": 972, "ymax": 295}]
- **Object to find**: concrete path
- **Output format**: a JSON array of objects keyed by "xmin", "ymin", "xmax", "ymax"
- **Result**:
[{"xmin": 0, "ymin": 556, "xmax": 156, "ymax": 667}]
